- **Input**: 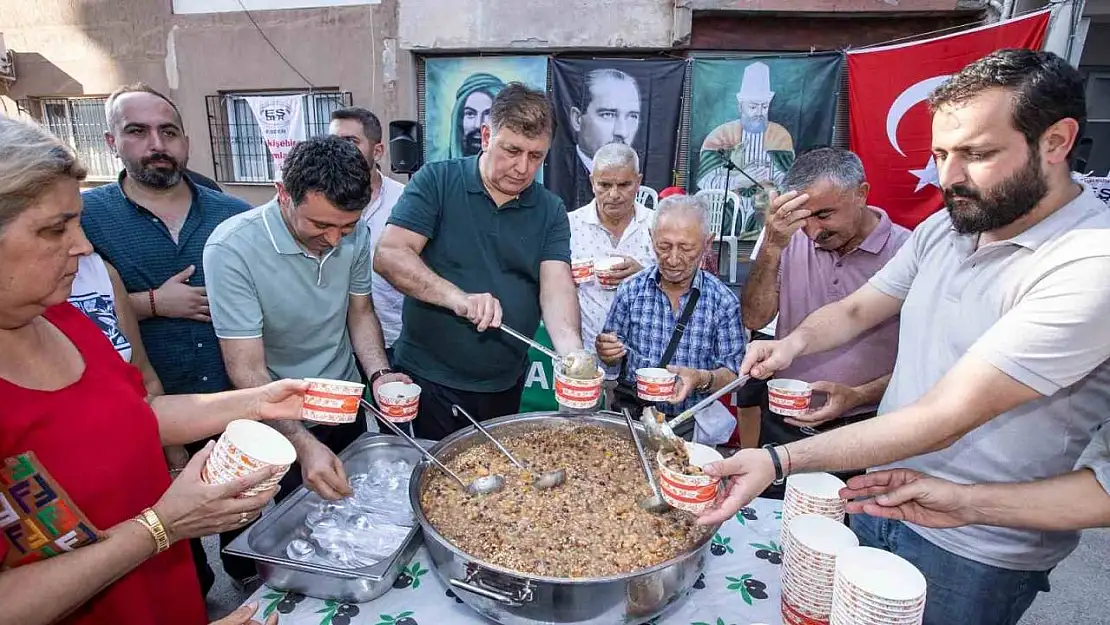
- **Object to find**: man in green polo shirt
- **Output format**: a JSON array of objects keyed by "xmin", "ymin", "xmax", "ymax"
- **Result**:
[
  {"xmin": 375, "ymin": 83, "xmax": 584, "ymax": 439},
  {"xmin": 205, "ymin": 136, "xmax": 408, "ymax": 501}
]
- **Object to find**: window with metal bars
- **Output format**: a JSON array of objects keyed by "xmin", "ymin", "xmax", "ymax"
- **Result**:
[
  {"xmin": 18, "ymin": 96, "xmax": 118, "ymax": 180},
  {"xmin": 205, "ymin": 91, "xmax": 353, "ymax": 183}
]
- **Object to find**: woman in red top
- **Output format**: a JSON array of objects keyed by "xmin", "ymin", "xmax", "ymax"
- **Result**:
[{"xmin": 0, "ymin": 118, "xmax": 307, "ymax": 624}]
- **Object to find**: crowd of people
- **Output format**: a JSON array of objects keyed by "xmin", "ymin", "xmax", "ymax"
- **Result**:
[{"xmin": 0, "ymin": 46, "xmax": 1106, "ymax": 625}]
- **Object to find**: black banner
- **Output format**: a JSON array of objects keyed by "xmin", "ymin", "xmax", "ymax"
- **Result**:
[{"xmin": 548, "ymin": 58, "xmax": 687, "ymax": 211}]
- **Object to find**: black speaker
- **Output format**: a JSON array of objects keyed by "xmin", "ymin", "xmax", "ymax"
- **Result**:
[{"xmin": 389, "ymin": 120, "xmax": 422, "ymax": 175}]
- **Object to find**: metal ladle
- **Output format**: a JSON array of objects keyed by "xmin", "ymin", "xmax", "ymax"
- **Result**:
[
  {"xmin": 641, "ymin": 374, "xmax": 751, "ymax": 453},
  {"xmin": 621, "ymin": 407, "xmax": 670, "ymax": 514},
  {"xmin": 498, "ymin": 324, "xmax": 599, "ymax": 379},
  {"xmin": 452, "ymin": 405, "xmax": 566, "ymax": 490},
  {"xmin": 359, "ymin": 399, "xmax": 504, "ymax": 496}
]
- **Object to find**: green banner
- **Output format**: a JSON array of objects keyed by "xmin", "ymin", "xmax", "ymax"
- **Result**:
[
  {"xmin": 519, "ymin": 323, "xmax": 560, "ymax": 413},
  {"xmin": 687, "ymin": 54, "xmax": 842, "ymax": 241}
]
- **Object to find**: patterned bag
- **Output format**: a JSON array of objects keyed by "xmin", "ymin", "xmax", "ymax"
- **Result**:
[{"xmin": 0, "ymin": 451, "xmax": 105, "ymax": 569}]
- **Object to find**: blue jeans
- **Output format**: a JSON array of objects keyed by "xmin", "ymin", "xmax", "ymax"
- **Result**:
[{"xmin": 850, "ymin": 514, "xmax": 1051, "ymax": 625}]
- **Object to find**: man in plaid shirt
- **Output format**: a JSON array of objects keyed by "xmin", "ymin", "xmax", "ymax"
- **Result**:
[{"xmin": 596, "ymin": 194, "xmax": 746, "ymax": 444}]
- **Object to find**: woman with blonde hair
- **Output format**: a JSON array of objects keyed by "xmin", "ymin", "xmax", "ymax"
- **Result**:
[{"xmin": 0, "ymin": 116, "xmax": 302, "ymax": 624}]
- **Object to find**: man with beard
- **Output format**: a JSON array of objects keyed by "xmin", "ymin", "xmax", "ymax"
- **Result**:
[
  {"xmin": 695, "ymin": 49, "xmax": 1110, "ymax": 625},
  {"xmin": 741, "ymin": 148, "xmax": 909, "ymax": 497},
  {"xmin": 564, "ymin": 69, "xmax": 643, "ymax": 209},
  {"xmin": 448, "ymin": 72, "xmax": 506, "ymax": 159},
  {"xmin": 697, "ymin": 62, "xmax": 795, "ymax": 215},
  {"xmin": 80, "ymin": 83, "xmax": 252, "ymax": 592},
  {"xmin": 375, "ymin": 83, "xmax": 584, "ymax": 440}
]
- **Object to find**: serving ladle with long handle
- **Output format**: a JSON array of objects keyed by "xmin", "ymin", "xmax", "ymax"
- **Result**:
[
  {"xmin": 359, "ymin": 399, "xmax": 504, "ymax": 496},
  {"xmin": 640, "ymin": 374, "xmax": 751, "ymax": 453},
  {"xmin": 621, "ymin": 407, "xmax": 671, "ymax": 514},
  {"xmin": 452, "ymin": 405, "xmax": 566, "ymax": 489}
]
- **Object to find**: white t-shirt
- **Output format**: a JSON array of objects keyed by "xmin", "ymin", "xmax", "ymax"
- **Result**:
[
  {"xmin": 361, "ymin": 175, "xmax": 407, "ymax": 348},
  {"xmin": 68, "ymin": 252, "xmax": 133, "ymax": 362}
]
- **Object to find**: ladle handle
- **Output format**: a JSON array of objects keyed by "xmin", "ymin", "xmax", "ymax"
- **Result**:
[
  {"xmin": 359, "ymin": 399, "xmax": 470, "ymax": 491},
  {"xmin": 622, "ymin": 407, "xmax": 664, "ymax": 500},
  {"xmin": 667, "ymin": 374, "xmax": 751, "ymax": 430},
  {"xmin": 452, "ymin": 405, "xmax": 527, "ymax": 471},
  {"xmin": 500, "ymin": 324, "xmax": 560, "ymax": 361}
]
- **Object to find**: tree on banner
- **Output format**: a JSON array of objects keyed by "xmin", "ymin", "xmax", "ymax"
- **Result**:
[{"xmin": 847, "ymin": 9, "xmax": 1051, "ymax": 229}]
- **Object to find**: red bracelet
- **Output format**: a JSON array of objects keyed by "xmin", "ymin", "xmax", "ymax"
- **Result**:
[{"xmin": 148, "ymin": 289, "xmax": 158, "ymax": 317}]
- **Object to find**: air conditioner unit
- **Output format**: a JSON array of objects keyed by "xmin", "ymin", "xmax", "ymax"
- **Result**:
[{"xmin": 0, "ymin": 34, "xmax": 16, "ymax": 83}]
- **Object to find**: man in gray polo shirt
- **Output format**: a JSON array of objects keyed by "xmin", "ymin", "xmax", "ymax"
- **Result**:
[
  {"xmin": 205, "ymin": 136, "xmax": 407, "ymax": 502},
  {"xmin": 699, "ymin": 50, "xmax": 1110, "ymax": 625}
]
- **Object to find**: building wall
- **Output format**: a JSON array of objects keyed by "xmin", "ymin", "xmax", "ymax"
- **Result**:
[{"xmin": 0, "ymin": 0, "xmax": 413, "ymax": 206}]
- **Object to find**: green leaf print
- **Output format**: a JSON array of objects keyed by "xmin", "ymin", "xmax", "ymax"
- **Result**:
[{"xmin": 261, "ymin": 592, "xmax": 285, "ymax": 618}]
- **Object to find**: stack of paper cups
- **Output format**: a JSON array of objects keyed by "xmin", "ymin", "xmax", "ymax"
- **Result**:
[
  {"xmin": 780, "ymin": 472, "xmax": 848, "ymax": 552},
  {"xmin": 831, "ymin": 547, "xmax": 927, "ymax": 625},
  {"xmin": 780, "ymin": 514, "xmax": 860, "ymax": 625},
  {"xmin": 202, "ymin": 419, "xmax": 297, "ymax": 498}
]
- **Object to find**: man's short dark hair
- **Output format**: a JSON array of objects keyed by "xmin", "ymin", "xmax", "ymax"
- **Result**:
[
  {"xmin": 489, "ymin": 82, "xmax": 554, "ymax": 139},
  {"xmin": 577, "ymin": 68, "xmax": 638, "ymax": 112},
  {"xmin": 929, "ymin": 49, "xmax": 1086, "ymax": 153},
  {"xmin": 281, "ymin": 135, "xmax": 372, "ymax": 212},
  {"xmin": 105, "ymin": 82, "xmax": 184, "ymax": 131},
  {"xmin": 330, "ymin": 106, "xmax": 383, "ymax": 144}
]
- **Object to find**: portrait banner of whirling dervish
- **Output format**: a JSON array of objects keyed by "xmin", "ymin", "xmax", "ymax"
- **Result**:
[
  {"xmin": 548, "ymin": 58, "xmax": 687, "ymax": 211},
  {"xmin": 687, "ymin": 54, "xmax": 841, "ymax": 240},
  {"xmin": 422, "ymin": 56, "xmax": 549, "ymax": 167}
]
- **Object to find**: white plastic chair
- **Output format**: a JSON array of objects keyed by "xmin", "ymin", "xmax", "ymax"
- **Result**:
[
  {"xmin": 694, "ymin": 189, "xmax": 742, "ymax": 283},
  {"xmin": 635, "ymin": 185, "xmax": 658, "ymax": 210}
]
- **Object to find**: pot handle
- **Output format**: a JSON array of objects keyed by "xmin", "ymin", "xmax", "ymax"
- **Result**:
[{"xmin": 449, "ymin": 565, "xmax": 535, "ymax": 607}]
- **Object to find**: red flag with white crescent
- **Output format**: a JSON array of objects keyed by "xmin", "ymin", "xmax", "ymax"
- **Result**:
[{"xmin": 847, "ymin": 10, "xmax": 1051, "ymax": 229}]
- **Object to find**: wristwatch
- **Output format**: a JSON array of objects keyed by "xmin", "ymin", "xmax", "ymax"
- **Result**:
[
  {"xmin": 369, "ymin": 368, "xmax": 394, "ymax": 387},
  {"xmin": 697, "ymin": 370, "xmax": 714, "ymax": 393}
]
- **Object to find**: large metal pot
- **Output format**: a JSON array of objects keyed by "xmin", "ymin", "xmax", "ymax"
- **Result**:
[{"xmin": 409, "ymin": 411, "xmax": 723, "ymax": 625}]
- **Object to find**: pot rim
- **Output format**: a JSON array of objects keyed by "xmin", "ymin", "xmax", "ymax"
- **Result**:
[{"xmin": 409, "ymin": 410, "xmax": 724, "ymax": 585}]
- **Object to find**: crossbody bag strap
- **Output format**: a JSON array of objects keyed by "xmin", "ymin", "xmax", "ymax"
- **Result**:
[{"xmin": 658, "ymin": 288, "xmax": 700, "ymax": 368}]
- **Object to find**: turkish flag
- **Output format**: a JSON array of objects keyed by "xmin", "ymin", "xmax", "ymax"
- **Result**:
[{"xmin": 848, "ymin": 10, "xmax": 1051, "ymax": 229}]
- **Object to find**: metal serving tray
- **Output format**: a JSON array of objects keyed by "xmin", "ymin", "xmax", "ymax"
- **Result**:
[{"xmin": 224, "ymin": 432, "xmax": 431, "ymax": 603}]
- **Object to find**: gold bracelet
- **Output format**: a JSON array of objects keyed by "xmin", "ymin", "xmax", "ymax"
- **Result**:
[{"xmin": 132, "ymin": 508, "xmax": 170, "ymax": 554}]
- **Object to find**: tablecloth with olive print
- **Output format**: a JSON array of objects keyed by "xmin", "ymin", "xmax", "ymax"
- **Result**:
[{"xmin": 240, "ymin": 498, "xmax": 785, "ymax": 625}]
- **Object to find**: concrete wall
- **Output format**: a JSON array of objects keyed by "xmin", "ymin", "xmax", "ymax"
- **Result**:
[
  {"xmin": 0, "ymin": 0, "xmax": 413, "ymax": 206},
  {"xmin": 398, "ymin": 0, "xmax": 677, "ymax": 50}
]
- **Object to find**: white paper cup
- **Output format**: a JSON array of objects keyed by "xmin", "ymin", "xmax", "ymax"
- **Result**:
[
  {"xmin": 657, "ymin": 442, "xmax": 724, "ymax": 513},
  {"xmin": 302, "ymin": 378, "xmax": 365, "ymax": 424},
  {"xmin": 594, "ymin": 256, "xmax": 624, "ymax": 290},
  {"xmin": 554, "ymin": 365, "xmax": 604, "ymax": 409},
  {"xmin": 768, "ymin": 378, "xmax": 813, "ymax": 417},
  {"xmin": 635, "ymin": 367, "xmax": 677, "ymax": 402},
  {"xmin": 202, "ymin": 419, "xmax": 297, "ymax": 498},
  {"xmin": 377, "ymin": 381, "xmax": 421, "ymax": 422},
  {"xmin": 571, "ymin": 258, "xmax": 594, "ymax": 285}
]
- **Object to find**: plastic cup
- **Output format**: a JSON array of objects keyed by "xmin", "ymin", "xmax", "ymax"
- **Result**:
[
  {"xmin": 657, "ymin": 442, "xmax": 724, "ymax": 513},
  {"xmin": 768, "ymin": 378, "xmax": 813, "ymax": 417},
  {"xmin": 302, "ymin": 378, "xmax": 365, "ymax": 424},
  {"xmin": 202, "ymin": 419, "xmax": 297, "ymax": 498},
  {"xmin": 377, "ymin": 381, "xmax": 421, "ymax": 422},
  {"xmin": 636, "ymin": 367, "xmax": 677, "ymax": 402},
  {"xmin": 571, "ymin": 258, "xmax": 594, "ymax": 285}
]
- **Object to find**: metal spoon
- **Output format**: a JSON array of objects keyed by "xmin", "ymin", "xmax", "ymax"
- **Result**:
[
  {"xmin": 641, "ymin": 374, "xmax": 751, "ymax": 452},
  {"xmin": 359, "ymin": 399, "xmax": 503, "ymax": 496},
  {"xmin": 452, "ymin": 405, "xmax": 567, "ymax": 489},
  {"xmin": 621, "ymin": 408, "xmax": 670, "ymax": 514},
  {"xmin": 499, "ymin": 324, "xmax": 598, "ymax": 379}
]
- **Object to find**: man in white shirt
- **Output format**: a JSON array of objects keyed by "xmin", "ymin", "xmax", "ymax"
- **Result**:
[
  {"xmin": 568, "ymin": 142, "xmax": 654, "ymax": 350},
  {"xmin": 330, "ymin": 107, "xmax": 406, "ymax": 357}
]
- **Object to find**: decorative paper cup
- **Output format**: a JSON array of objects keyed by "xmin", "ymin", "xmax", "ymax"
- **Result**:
[
  {"xmin": 657, "ymin": 442, "xmax": 724, "ymax": 513},
  {"xmin": 202, "ymin": 419, "xmax": 297, "ymax": 498},
  {"xmin": 594, "ymin": 256, "xmax": 625, "ymax": 290},
  {"xmin": 780, "ymin": 472, "xmax": 848, "ymax": 550},
  {"xmin": 768, "ymin": 378, "xmax": 813, "ymax": 417},
  {"xmin": 781, "ymin": 514, "xmax": 860, "ymax": 624},
  {"xmin": 636, "ymin": 367, "xmax": 677, "ymax": 402},
  {"xmin": 377, "ymin": 381, "xmax": 421, "ymax": 423},
  {"xmin": 302, "ymin": 378, "xmax": 365, "ymax": 424},
  {"xmin": 554, "ymin": 365, "xmax": 604, "ymax": 409},
  {"xmin": 571, "ymin": 258, "xmax": 594, "ymax": 285}
]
